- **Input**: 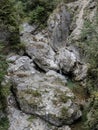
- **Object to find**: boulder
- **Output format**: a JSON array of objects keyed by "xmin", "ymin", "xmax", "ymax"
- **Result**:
[
  {"xmin": 56, "ymin": 48, "xmax": 77, "ymax": 74},
  {"xmin": 7, "ymin": 56, "xmax": 36, "ymax": 75},
  {"xmin": 8, "ymin": 96, "xmax": 71, "ymax": 130},
  {"xmin": 8, "ymin": 56, "xmax": 82, "ymax": 126},
  {"xmin": 25, "ymin": 42, "xmax": 59, "ymax": 72}
]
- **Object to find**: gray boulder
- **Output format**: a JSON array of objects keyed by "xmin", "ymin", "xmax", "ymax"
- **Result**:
[
  {"xmin": 8, "ymin": 56, "xmax": 81, "ymax": 126},
  {"xmin": 56, "ymin": 48, "xmax": 77, "ymax": 74},
  {"xmin": 25, "ymin": 41, "xmax": 59, "ymax": 72},
  {"xmin": 8, "ymin": 96, "xmax": 71, "ymax": 130},
  {"xmin": 56, "ymin": 48, "xmax": 88, "ymax": 81}
]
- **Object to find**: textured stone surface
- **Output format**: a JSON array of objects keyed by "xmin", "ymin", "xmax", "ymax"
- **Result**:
[
  {"xmin": 8, "ymin": 95, "xmax": 71, "ymax": 130},
  {"xmin": 7, "ymin": 55, "xmax": 82, "ymax": 126},
  {"xmin": 67, "ymin": 0, "xmax": 97, "ymax": 41},
  {"xmin": 25, "ymin": 42, "xmax": 59, "ymax": 72},
  {"xmin": 56, "ymin": 48, "xmax": 77, "ymax": 73},
  {"xmin": 48, "ymin": 3, "xmax": 70, "ymax": 51}
]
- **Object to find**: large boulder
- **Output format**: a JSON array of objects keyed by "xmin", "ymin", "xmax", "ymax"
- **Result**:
[
  {"xmin": 56, "ymin": 48, "xmax": 77, "ymax": 74},
  {"xmin": 20, "ymin": 23, "xmax": 59, "ymax": 72},
  {"xmin": 8, "ymin": 96, "xmax": 71, "ymax": 130},
  {"xmin": 48, "ymin": 3, "xmax": 70, "ymax": 51},
  {"xmin": 7, "ymin": 56, "xmax": 82, "ymax": 127},
  {"xmin": 55, "ymin": 48, "xmax": 88, "ymax": 81},
  {"xmin": 25, "ymin": 42, "xmax": 59, "ymax": 72}
]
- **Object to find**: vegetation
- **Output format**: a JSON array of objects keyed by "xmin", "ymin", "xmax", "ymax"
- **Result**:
[
  {"xmin": 24, "ymin": 89, "xmax": 41, "ymax": 97},
  {"xmin": 13, "ymin": 0, "xmax": 77, "ymax": 28},
  {"xmin": 16, "ymin": 0, "xmax": 61, "ymax": 28},
  {"xmin": 0, "ymin": 0, "xmax": 20, "ymax": 45},
  {"xmin": 61, "ymin": 106, "xmax": 68, "ymax": 118},
  {"xmin": 80, "ymin": 18, "xmax": 98, "ymax": 92},
  {"xmin": 0, "ymin": 117, "xmax": 9, "ymax": 130},
  {"xmin": 78, "ymin": 12, "xmax": 98, "ymax": 129}
]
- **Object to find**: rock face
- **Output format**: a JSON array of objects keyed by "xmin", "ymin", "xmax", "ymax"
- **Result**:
[
  {"xmin": 5, "ymin": 0, "xmax": 97, "ymax": 129},
  {"xmin": 48, "ymin": 3, "xmax": 70, "ymax": 51},
  {"xmin": 67, "ymin": 0, "xmax": 97, "ymax": 41}
]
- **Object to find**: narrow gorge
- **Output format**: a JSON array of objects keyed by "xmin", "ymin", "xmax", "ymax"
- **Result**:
[{"xmin": 0, "ymin": 0, "xmax": 98, "ymax": 130}]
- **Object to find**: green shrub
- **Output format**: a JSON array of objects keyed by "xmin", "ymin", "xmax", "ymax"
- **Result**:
[
  {"xmin": 80, "ymin": 18, "xmax": 98, "ymax": 90},
  {"xmin": 29, "ymin": 6, "xmax": 45, "ymax": 26},
  {"xmin": 80, "ymin": 14, "xmax": 98, "ymax": 130},
  {"xmin": 0, "ymin": 117, "xmax": 9, "ymax": 130},
  {"xmin": 0, "ymin": 0, "xmax": 20, "ymax": 45}
]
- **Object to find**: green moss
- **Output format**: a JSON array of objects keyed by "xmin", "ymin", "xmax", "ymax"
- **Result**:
[
  {"xmin": 59, "ymin": 93, "xmax": 69, "ymax": 103},
  {"xmin": 24, "ymin": 89, "xmax": 41, "ymax": 97},
  {"xmin": 1, "ymin": 83, "xmax": 11, "ymax": 97},
  {"xmin": 18, "ymin": 89, "xmax": 42, "ymax": 109},
  {"xmin": 54, "ymin": 88, "xmax": 73, "ymax": 104},
  {"xmin": 61, "ymin": 107, "xmax": 68, "ymax": 118}
]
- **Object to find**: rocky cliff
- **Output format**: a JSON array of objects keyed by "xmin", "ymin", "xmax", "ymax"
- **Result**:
[{"xmin": 1, "ymin": 0, "xmax": 98, "ymax": 130}]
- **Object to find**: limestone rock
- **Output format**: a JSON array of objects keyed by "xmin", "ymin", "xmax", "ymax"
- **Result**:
[
  {"xmin": 7, "ymin": 56, "xmax": 36, "ymax": 76},
  {"xmin": 25, "ymin": 42, "xmax": 59, "ymax": 72},
  {"xmin": 8, "ymin": 56, "xmax": 81, "ymax": 126},
  {"xmin": 67, "ymin": 0, "xmax": 97, "ymax": 41},
  {"xmin": 48, "ymin": 3, "xmax": 70, "ymax": 51},
  {"xmin": 7, "ymin": 54, "xmax": 20, "ymax": 63},
  {"xmin": 20, "ymin": 23, "xmax": 37, "ymax": 35},
  {"xmin": 56, "ymin": 48, "xmax": 77, "ymax": 74},
  {"xmin": 8, "ymin": 96, "xmax": 71, "ymax": 130}
]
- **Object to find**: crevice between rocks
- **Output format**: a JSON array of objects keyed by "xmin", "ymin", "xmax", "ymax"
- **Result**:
[
  {"xmin": 10, "ymin": 85, "xmax": 21, "ymax": 111},
  {"xmin": 33, "ymin": 60, "xmax": 46, "ymax": 73}
]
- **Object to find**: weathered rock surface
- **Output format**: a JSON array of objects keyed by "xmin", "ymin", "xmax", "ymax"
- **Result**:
[
  {"xmin": 8, "ymin": 95, "xmax": 71, "ymax": 130},
  {"xmin": 56, "ymin": 48, "xmax": 77, "ymax": 74},
  {"xmin": 67, "ymin": 0, "xmax": 97, "ymax": 41},
  {"xmin": 20, "ymin": 21, "xmax": 87, "ymax": 81},
  {"xmin": 48, "ymin": 3, "xmax": 70, "ymax": 51},
  {"xmin": 25, "ymin": 42, "xmax": 59, "ymax": 72},
  {"xmin": 7, "ymin": 55, "xmax": 81, "ymax": 126}
]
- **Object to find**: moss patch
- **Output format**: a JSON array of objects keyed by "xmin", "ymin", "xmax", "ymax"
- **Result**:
[
  {"xmin": 24, "ymin": 89, "xmax": 41, "ymax": 97},
  {"xmin": 60, "ymin": 107, "xmax": 69, "ymax": 118}
]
